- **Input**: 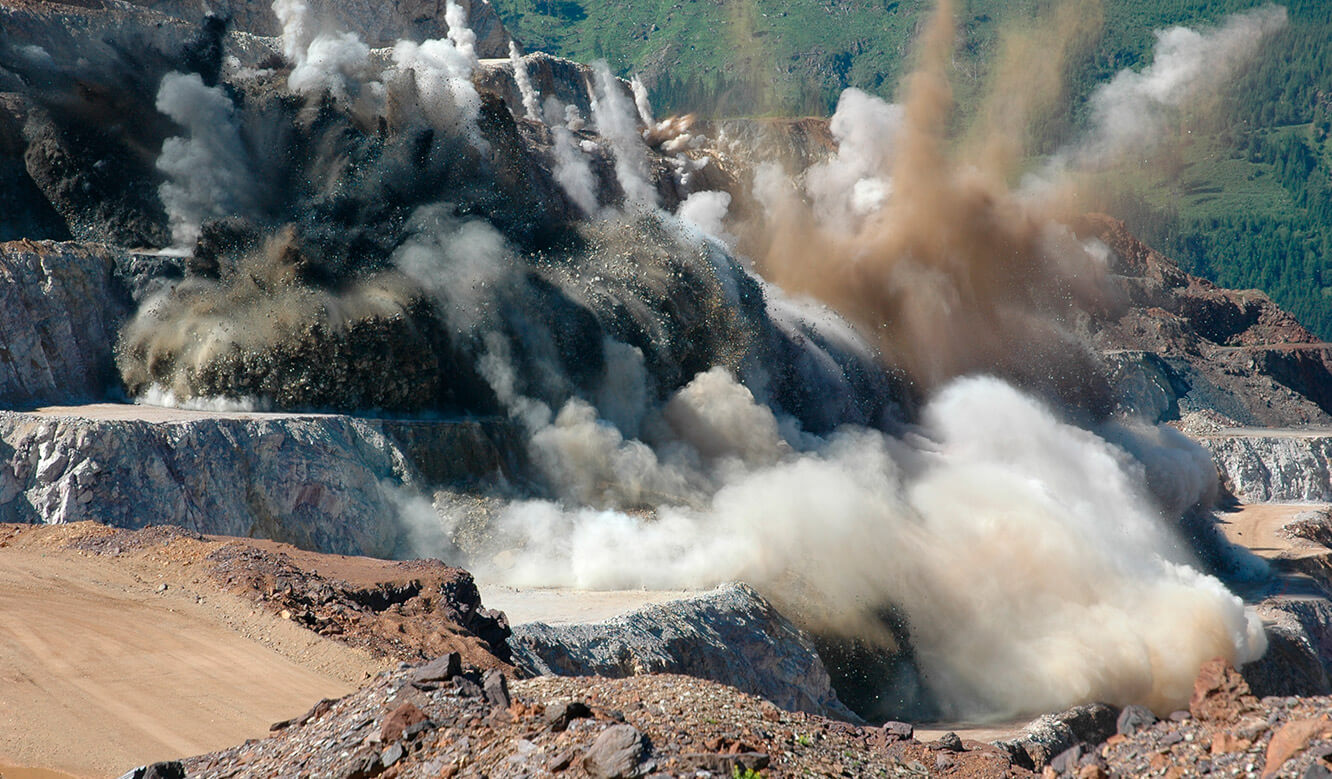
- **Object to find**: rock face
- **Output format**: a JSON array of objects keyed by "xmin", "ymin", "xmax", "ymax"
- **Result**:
[
  {"xmin": 0, "ymin": 241, "xmax": 128, "ymax": 404},
  {"xmin": 1078, "ymin": 214, "xmax": 1332, "ymax": 428},
  {"xmin": 508, "ymin": 582, "xmax": 857, "ymax": 721},
  {"xmin": 1198, "ymin": 431, "xmax": 1332, "ymax": 503},
  {"xmin": 1243, "ymin": 597, "xmax": 1332, "ymax": 698},
  {"xmin": 0, "ymin": 408, "xmax": 518, "ymax": 556}
]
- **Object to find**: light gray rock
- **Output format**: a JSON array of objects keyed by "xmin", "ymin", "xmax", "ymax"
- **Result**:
[
  {"xmin": 0, "ymin": 409, "xmax": 516, "ymax": 557},
  {"xmin": 507, "ymin": 582, "xmax": 858, "ymax": 721},
  {"xmin": 994, "ymin": 703, "xmax": 1119, "ymax": 771},
  {"xmin": 583, "ymin": 724, "xmax": 644, "ymax": 779},
  {"xmin": 1242, "ymin": 596, "xmax": 1332, "ymax": 698},
  {"xmin": 1197, "ymin": 432, "xmax": 1332, "ymax": 503},
  {"xmin": 0, "ymin": 241, "xmax": 128, "ymax": 404}
]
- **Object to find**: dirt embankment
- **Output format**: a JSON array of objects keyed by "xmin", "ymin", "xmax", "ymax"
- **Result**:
[{"xmin": 0, "ymin": 522, "xmax": 510, "ymax": 777}]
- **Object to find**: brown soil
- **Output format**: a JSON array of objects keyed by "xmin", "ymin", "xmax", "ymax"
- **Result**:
[
  {"xmin": 0, "ymin": 522, "xmax": 512, "ymax": 777},
  {"xmin": 0, "ymin": 523, "xmax": 383, "ymax": 777}
]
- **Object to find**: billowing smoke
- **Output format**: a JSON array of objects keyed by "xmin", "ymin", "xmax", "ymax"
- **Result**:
[
  {"xmin": 155, "ymin": 72, "xmax": 259, "ymax": 247},
  {"xmin": 273, "ymin": 0, "xmax": 382, "ymax": 111},
  {"xmin": 115, "ymin": 0, "xmax": 1286, "ymax": 723},
  {"xmin": 676, "ymin": 190, "xmax": 736, "ymax": 247},
  {"xmin": 389, "ymin": 2, "xmax": 484, "ymax": 148},
  {"xmin": 457, "ymin": 370, "xmax": 1264, "ymax": 719},
  {"xmin": 390, "ymin": 204, "xmax": 516, "ymax": 333},
  {"xmin": 737, "ymin": 0, "xmax": 1284, "ymax": 415},
  {"xmin": 1067, "ymin": 4, "xmax": 1288, "ymax": 168}
]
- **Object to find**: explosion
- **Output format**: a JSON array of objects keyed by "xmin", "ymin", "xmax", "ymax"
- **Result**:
[{"xmin": 97, "ymin": 0, "xmax": 1291, "ymax": 720}]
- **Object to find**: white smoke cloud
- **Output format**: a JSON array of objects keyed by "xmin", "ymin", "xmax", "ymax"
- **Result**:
[
  {"xmin": 391, "ymin": 2, "xmax": 485, "ymax": 149},
  {"xmin": 433, "ymin": 369, "xmax": 1265, "ymax": 719},
  {"xmin": 390, "ymin": 204, "xmax": 516, "ymax": 332},
  {"xmin": 1066, "ymin": 5, "xmax": 1287, "ymax": 168},
  {"xmin": 630, "ymin": 74, "xmax": 655, "ymax": 127},
  {"xmin": 676, "ymin": 190, "xmax": 736, "ymax": 247},
  {"xmin": 139, "ymin": 383, "xmax": 270, "ymax": 413},
  {"xmin": 509, "ymin": 43, "xmax": 541, "ymax": 121},
  {"xmin": 544, "ymin": 97, "xmax": 600, "ymax": 216},
  {"xmin": 272, "ymin": 0, "xmax": 382, "ymax": 111},
  {"xmin": 155, "ymin": 72, "xmax": 259, "ymax": 247},
  {"xmin": 590, "ymin": 61, "xmax": 657, "ymax": 209},
  {"xmin": 802, "ymin": 88, "xmax": 903, "ymax": 231}
]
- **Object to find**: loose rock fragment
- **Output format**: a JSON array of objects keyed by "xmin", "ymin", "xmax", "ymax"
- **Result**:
[{"xmin": 584, "ymin": 724, "xmax": 646, "ymax": 779}]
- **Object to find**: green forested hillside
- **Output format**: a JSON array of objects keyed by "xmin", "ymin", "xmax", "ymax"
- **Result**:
[{"xmin": 492, "ymin": 0, "xmax": 1332, "ymax": 338}]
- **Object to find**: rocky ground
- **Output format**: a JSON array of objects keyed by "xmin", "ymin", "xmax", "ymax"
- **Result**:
[
  {"xmin": 4, "ymin": 517, "xmax": 1332, "ymax": 779},
  {"xmin": 181, "ymin": 665, "xmax": 1023, "ymax": 779},
  {"xmin": 0, "ymin": 522, "xmax": 513, "ymax": 776}
]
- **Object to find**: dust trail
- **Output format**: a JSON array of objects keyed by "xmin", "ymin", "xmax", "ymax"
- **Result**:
[
  {"xmin": 545, "ymin": 97, "xmax": 600, "ymax": 215},
  {"xmin": 591, "ymin": 61, "xmax": 657, "ymax": 209},
  {"xmin": 509, "ymin": 43, "xmax": 541, "ymax": 120}
]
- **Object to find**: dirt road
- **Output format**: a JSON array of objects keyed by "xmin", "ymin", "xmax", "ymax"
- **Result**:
[{"xmin": 0, "ymin": 526, "xmax": 386, "ymax": 777}]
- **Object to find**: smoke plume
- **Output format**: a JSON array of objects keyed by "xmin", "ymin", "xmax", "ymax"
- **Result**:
[
  {"xmin": 155, "ymin": 72, "xmax": 259, "ymax": 247},
  {"xmin": 509, "ymin": 43, "xmax": 541, "ymax": 120},
  {"xmin": 114, "ymin": 0, "xmax": 1289, "ymax": 723},
  {"xmin": 1068, "ymin": 4, "xmax": 1288, "ymax": 169},
  {"xmin": 460, "ymin": 371, "xmax": 1264, "ymax": 719},
  {"xmin": 591, "ymin": 61, "xmax": 657, "ymax": 209},
  {"xmin": 273, "ymin": 0, "xmax": 381, "ymax": 111}
]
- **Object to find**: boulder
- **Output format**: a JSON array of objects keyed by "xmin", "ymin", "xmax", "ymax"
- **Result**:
[
  {"xmin": 994, "ymin": 703, "xmax": 1119, "ymax": 771},
  {"xmin": 583, "ymin": 724, "xmax": 645, "ymax": 779},
  {"xmin": 1116, "ymin": 704, "xmax": 1157, "ymax": 737},
  {"xmin": 508, "ymin": 582, "xmax": 857, "ymax": 721},
  {"xmin": 1191, "ymin": 658, "xmax": 1256, "ymax": 723}
]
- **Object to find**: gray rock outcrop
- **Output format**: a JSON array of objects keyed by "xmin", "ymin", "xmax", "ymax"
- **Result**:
[
  {"xmin": 0, "ymin": 408, "xmax": 517, "ymax": 557},
  {"xmin": 1242, "ymin": 596, "xmax": 1332, "ymax": 698},
  {"xmin": 0, "ymin": 240, "xmax": 128, "ymax": 404},
  {"xmin": 507, "ymin": 582, "xmax": 857, "ymax": 721},
  {"xmin": 1197, "ymin": 432, "xmax": 1332, "ymax": 503},
  {"xmin": 994, "ymin": 703, "xmax": 1120, "ymax": 771}
]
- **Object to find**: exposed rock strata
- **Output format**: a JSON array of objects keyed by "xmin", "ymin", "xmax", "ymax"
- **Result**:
[
  {"xmin": 0, "ymin": 409, "xmax": 518, "ymax": 556},
  {"xmin": 0, "ymin": 240, "xmax": 128, "ymax": 404},
  {"xmin": 508, "ymin": 582, "xmax": 856, "ymax": 721},
  {"xmin": 1078, "ymin": 214, "xmax": 1332, "ymax": 428},
  {"xmin": 1200, "ymin": 432, "xmax": 1332, "ymax": 503}
]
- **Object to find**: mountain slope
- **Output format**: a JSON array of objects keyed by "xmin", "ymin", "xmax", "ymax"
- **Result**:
[{"xmin": 493, "ymin": 0, "xmax": 1332, "ymax": 339}]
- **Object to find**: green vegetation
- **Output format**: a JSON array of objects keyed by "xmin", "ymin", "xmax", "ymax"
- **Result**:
[
  {"xmin": 491, "ymin": 0, "xmax": 1332, "ymax": 337},
  {"xmin": 1104, "ymin": 7, "xmax": 1332, "ymax": 337}
]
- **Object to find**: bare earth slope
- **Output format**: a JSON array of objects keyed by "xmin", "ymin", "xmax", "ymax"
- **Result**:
[
  {"xmin": 0, "ymin": 522, "xmax": 515, "ymax": 777},
  {"xmin": 0, "ymin": 524, "xmax": 382, "ymax": 776}
]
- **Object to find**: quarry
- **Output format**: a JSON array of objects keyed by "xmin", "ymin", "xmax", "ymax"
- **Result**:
[{"xmin": 0, "ymin": 0, "xmax": 1331, "ymax": 776}]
